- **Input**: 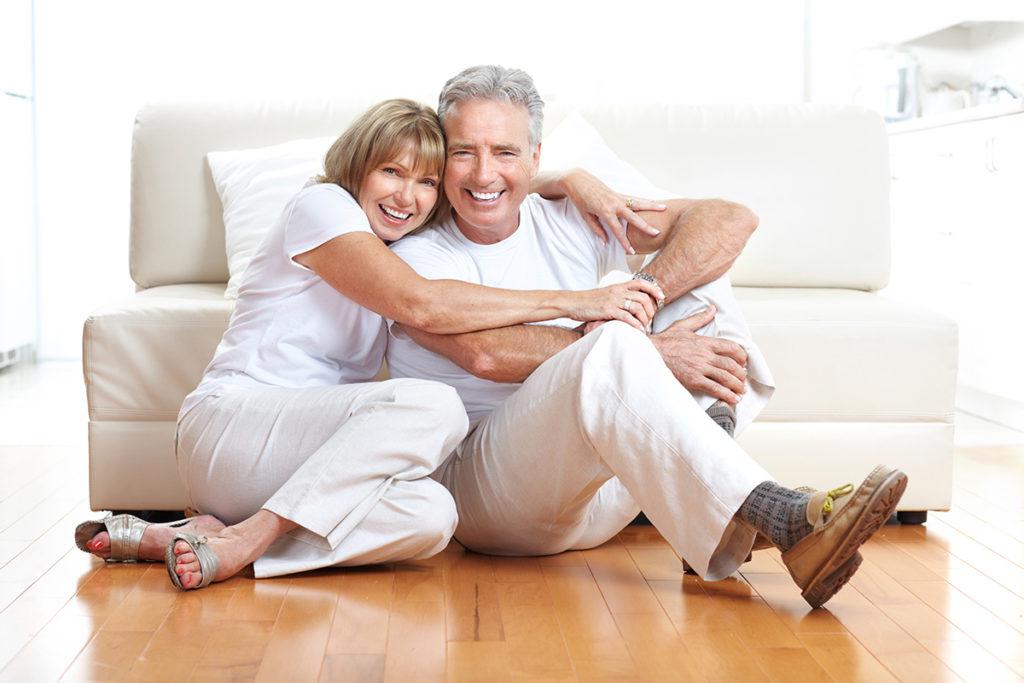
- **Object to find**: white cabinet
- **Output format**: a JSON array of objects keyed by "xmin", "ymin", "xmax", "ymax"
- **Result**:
[{"xmin": 888, "ymin": 111, "xmax": 1024, "ymax": 412}]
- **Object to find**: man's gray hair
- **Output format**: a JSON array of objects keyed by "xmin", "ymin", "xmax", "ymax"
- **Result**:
[{"xmin": 438, "ymin": 65, "xmax": 545, "ymax": 146}]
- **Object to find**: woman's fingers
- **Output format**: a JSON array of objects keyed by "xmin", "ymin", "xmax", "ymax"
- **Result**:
[
  {"xmin": 610, "ymin": 307, "xmax": 646, "ymax": 332},
  {"xmin": 626, "ymin": 279, "xmax": 665, "ymax": 305},
  {"xmin": 582, "ymin": 212, "xmax": 609, "ymax": 245},
  {"xmin": 621, "ymin": 208, "xmax": 661, "ymax": 238},
  {"xmin": 598, "ymin": 212, "xmax": 634, "ymax": 254}
]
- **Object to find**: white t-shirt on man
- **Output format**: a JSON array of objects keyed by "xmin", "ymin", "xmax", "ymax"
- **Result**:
[
  {"xmin": 386, "ymin": 194, "xmax": 626, "ymax": 423},
  {"xmin": 179, "ymin": 183, "xmax": 387, "ymax": 419}
]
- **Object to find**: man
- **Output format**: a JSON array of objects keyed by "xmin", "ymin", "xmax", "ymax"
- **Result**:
[{"xmin": 386, "ymin": 65, "xmax": 906, "ymax": 608}]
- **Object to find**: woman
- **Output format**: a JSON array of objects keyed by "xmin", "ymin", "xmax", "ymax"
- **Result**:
[{"xmin": 75, "ymin": 99, "xmax": 663, "ymax": 589}]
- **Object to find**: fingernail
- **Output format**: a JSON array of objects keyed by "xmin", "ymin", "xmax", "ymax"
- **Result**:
[
  {"xmin": 657, "ymin": 203, "xmax": 667, "ymax": 209},
  {"xmin": 628, "ymin": 247, "xmax": 636, "ymax": 255},
  {"xmin": 651, "ymin": 228, "xmax": 661, "ymax": 235}
]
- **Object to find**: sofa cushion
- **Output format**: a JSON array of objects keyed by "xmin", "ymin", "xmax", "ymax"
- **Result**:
[
  {"xmin": 83, "ymin": 284, "xmax": 232, "ymax": 421},
  {"xmin": 739, "ymin": 288, "xmax": 957, "ymax": 422},
  {"xmin": 84, "ymin": 284, "xmax": 956, "ymax": 426}
]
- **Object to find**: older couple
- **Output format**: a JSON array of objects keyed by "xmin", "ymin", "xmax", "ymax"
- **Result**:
[{"xmin": 78, "ymin": 65, "xmax": 906, "ymax": 608}]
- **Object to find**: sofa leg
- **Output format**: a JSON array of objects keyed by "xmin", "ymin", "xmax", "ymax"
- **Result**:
[{"xmin": 897, "ymin": 510, "xmax": 928, "ymax": 525}]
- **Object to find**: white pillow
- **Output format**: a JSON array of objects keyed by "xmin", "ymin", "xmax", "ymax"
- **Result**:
[
  {"xmin": 208, "ymin": 136, "xmax": 333, "ymax": 299},
  {"xmin": 540, "ymin": 111, "xmax": 674, "ymax": 201}
]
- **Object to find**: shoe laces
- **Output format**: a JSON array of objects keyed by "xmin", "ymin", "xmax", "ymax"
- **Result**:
[{"xmin": 822, "ymin": 484, "xmax": 854, "ymax": 514}]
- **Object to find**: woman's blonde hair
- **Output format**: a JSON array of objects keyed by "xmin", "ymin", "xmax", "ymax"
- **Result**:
[{"xmin": 317, "ymin": 99, "xmax": 447, "ymax": 225}]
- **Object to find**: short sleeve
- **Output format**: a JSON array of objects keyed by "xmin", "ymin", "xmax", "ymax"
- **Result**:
[
  {"xmin": 283, "ymin": 185, "xmax": 372, "ymax": 267},
  {"xmin": 558, "ymin": 198, "xmax": 630, "ymax": 276}
]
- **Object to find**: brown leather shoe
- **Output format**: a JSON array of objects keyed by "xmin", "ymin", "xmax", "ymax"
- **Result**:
[{"xmin": 782, "ymin": 465, "xmax": 907, "ymax": 608}]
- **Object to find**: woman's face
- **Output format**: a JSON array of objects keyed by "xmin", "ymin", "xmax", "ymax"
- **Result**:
[{"xmin": 358, "ymin": 147, "xmax": 440, "ymax": 242}]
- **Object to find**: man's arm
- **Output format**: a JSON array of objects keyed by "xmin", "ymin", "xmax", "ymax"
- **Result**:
[
  {"xmin": 626, "ymin": 198, "xmax": 759, "ymax": 305},
  {"xmin": 399, "ymin": 197, "xmax": 756, "ymax": 391},
  {"xmin": 395, "ymin": 323, "xmax": 581, "ymax": 383}
]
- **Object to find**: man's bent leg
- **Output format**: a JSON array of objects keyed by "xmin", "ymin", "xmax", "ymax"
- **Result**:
[{"xmin": 440, "ymin": 321, "xmax": 772, "ymax": 579}]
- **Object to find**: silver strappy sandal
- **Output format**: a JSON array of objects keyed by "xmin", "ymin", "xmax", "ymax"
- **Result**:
[
  {"xmin": 165, "ymin": 531, "xmax": 220, "ymax": 590},
  {"xmin": 74, "ymin": 513, "xmax": 190, "ymax": 563}
]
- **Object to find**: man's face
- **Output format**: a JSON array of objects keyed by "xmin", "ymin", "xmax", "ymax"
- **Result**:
[{"xmin": 443, "ymin": 98, "xmax": 540, "ymax": 240}]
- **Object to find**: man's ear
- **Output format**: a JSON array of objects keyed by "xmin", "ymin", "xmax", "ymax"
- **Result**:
[{"xmin": 530, "ymin": 142, "xmax": 542, "ymax": 177}]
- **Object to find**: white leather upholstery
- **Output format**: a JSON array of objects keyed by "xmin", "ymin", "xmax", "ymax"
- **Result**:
[{"xmin": 87, "ymin": 102, "xmax": 955, "ymax": 513}]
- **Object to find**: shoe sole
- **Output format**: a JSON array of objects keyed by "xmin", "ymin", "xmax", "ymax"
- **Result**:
[{"xmin": 800, "ymin": 469, "xmax": 908, "ymax": 608}]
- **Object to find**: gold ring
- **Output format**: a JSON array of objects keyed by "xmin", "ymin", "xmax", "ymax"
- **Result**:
[
  {"xmin": 623, "ymin": 299, "xmax": 633, "ymax": 311},
  {"xmin": 625, "ymin": 198, "xmax": 636, "ymax": 209}
]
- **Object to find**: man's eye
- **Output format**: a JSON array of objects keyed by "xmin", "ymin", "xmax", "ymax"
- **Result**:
[{"xmin": 451, "ymin": 151, "xmax": 471, "ymax": 158}]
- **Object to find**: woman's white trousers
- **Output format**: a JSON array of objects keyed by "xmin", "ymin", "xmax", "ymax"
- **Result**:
[{"xmin": 176, "ymin": 379, "xmax": 469, "ymax": 578}]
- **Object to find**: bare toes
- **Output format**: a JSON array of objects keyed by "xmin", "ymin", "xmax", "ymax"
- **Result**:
[
  {"xmin": 87, "ymin": 531, "xmax": 111, "ymax": 555},
  {"xmin": 173, "ymin": 540, "xmax": 192, "ymax": 556}
]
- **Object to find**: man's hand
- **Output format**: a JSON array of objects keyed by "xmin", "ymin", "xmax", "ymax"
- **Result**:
[{"xmin": 649, "ymin": 306, "xmax": 749, "ymax": 405}]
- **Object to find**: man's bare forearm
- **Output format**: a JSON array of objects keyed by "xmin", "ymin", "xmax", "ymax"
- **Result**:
[
  {"xmin": 628, "ymin": 199, "xmax": 758, "ymax": 304},
  {"xmin": 396, "ymin": 323, "xmax": 583, "ymax": 383}
]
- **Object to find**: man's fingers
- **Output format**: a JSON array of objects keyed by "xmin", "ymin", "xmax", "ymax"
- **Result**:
[
  {"xmin": 713, "ymin": 338, "xmax": 748, "ymax": 366},
  {"xmin": 697, "ymin": 378, "xmax": 741, "ymax": 405},
  {"xmin": 712, "ymin": 354, "xmax": 747, "ymax": 383},
  {"xmin": 676, "ymin": 305, "xmax": 717, "ymax": 332},
  {"xmin": 706, "ymin": 366, "xmax": 746, "ymax": 395},
  {"xmin": 583, "ymin": 213, "xmax": 609, "ymax": 245}
]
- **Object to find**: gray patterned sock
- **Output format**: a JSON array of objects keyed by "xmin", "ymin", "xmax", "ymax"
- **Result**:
[
  {"xmin": 707, "ymin": 400, "xmax": 736, "ymax": 437},
  {"xmin": 737, "ymin": 481, "xmax": 813, "ymax": 551}
]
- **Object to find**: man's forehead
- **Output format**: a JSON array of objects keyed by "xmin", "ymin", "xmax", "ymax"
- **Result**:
[{"xmin": 444, "ymin": 100, "xmax": 533, "ymax": 149}]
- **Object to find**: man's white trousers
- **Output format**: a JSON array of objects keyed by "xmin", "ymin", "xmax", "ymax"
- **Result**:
[
  {"xmin": 438, "ymin": 321, "xmax": 773, "ymax": 580},
  {"xmin": 176, "ymin": 379, "xmax": 469, "ymax": 578}
]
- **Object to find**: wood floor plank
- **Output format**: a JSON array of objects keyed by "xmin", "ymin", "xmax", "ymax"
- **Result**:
[
  {"xmin": 821, "ymin": 583, "xmax": 960, "ymax": 681},
  {"xmin": 625, "ymin": 545, "xmax": 685, "ymax": 581},
  {"xmin": 494, "ymin": 581, "xmax": 574, "ymax": 680},
  {"xmin": 0, "ymin": 612, "xmax": 100, "ymax": 682},
  {"xmin": 583, "ymin": 541, "xmax": 663, "ymax": 615},
  {"xmin": 61, "ymin": 629, "xmax": 153, "ymax": 681},
  {"xmin": 444, "ymin": 551, "xmax": 503, "ymax": 643},
  {"xmin": 740, "ymin": 572, "xmax": 847, "ymax": 634},
  {"xmin": 255, "ymin": 577, "xmax": 338, "ymax": 683},
  {"xmin": 320, "ymin": 653, "xmax": 386, "ymax": 682},
  {"xmin": 382, "ymin": 600, "xmax": 447, "ymax": 682},
  {"xmin": 446, "ymin": 641, "xmax": 510, "ymax": 682},
  {"xmin": 541, "ymin": 564, "xmax": 637, "ymax": 679},
  {"xmin": 797, "ymin": 632, "xmax": 899, "ymax": 683},
  {"xmin": 326, "ymin": 570, "xmax": 394, "ymax": 655}
]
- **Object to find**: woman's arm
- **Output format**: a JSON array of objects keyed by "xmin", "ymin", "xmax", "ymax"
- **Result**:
[
  {"xmin": 531, "ymin": 168, "xmax": 666, "ymax": 254},
  {"xmin": 293, "ymin": 232, "xmax": 662, "ymax": 335}
]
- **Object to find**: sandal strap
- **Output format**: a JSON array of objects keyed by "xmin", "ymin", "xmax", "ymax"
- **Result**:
[
  {"xmin": 106, "ymin": 514, "xmax": 150, "ymax": 561},
  {"xmin": 170, "ymin": 531, "xmax": 220, "ymax": 590}
]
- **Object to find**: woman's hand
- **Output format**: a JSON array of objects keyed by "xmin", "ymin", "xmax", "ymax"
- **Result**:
[
  {"xmin": 560, "ymin": 169, "xmax": 667, "ymax": 255},
  {"xmin": 563, "ymin": 279, "xmax": 664, "ymax": 332}
]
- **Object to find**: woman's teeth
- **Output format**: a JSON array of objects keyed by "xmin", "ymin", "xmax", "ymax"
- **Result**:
[
  {"xmin": 380, "ymin": 205, "xmax": 411, "ymax": 220},
  {"xmin": 469, "ymin": 190, "xmax": 501, "ymax": 201}
]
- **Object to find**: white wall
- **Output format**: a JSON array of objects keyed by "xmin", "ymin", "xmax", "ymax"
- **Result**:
[{"xmin": 33, "ymin": 0, "xmax": 805, "ymax": 359}]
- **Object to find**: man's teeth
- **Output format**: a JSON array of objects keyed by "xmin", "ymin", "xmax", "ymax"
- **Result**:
[
  {"xmin": 381, "ymin": 205, "xmax": 411, "ymax": 220},
  {"xmin": 470, "ymin": 190, "xmax": 501, "ymax": 200}
]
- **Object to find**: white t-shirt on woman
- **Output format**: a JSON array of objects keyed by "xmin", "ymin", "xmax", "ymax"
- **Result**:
[{"xmin": 179, "ymin": 183, "xmax": 386, "ymax": 419}]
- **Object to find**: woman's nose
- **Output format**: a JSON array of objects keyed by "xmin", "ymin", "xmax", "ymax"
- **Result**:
[{"xmin": 395, "ymin": 182, "xmax": 414, "ymax": 206}]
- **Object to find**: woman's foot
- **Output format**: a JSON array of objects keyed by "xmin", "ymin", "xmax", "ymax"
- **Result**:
[
  {"xmin": 169, "ymin": 510, "xmax": 297, "ymax": 589},
  {"xmin": 83, "ymin": 514, "xmax": 225, "ymax": 561}
]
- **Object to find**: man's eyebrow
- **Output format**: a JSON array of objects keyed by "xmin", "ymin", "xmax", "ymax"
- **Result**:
[
  {"xmin": 493, "ymin": 143, "xmax": 522, "ymax": 153},
  {"xmin": 447, "ymin": 141, "xmax": 474, "ymax": 151}
]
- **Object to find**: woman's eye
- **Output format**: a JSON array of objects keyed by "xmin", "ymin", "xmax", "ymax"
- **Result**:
[
  {"xmin": 382, "ymin": 167, "xmax": 399, "ymax": 175},
  {"xmin": 421, "ymin": 179, "xmax": 437, "ymax": 187}
]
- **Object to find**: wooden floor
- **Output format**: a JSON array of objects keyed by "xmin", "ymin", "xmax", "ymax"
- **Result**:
[{"xmin": 3, "ymin": 364, "xmax": 1024, "ymax": 681}]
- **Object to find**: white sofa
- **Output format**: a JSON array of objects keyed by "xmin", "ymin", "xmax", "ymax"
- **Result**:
[{"xmin": 82, "ymin": 101, "xmax": 958, "ymax": 520}]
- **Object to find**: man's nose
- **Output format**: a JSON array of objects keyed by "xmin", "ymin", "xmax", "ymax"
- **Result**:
[{"xmin": 472, "ymin": 155, "xmax": 497, "ymax": 185}]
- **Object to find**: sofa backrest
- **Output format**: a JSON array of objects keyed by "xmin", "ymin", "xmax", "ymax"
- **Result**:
[{"xmin": 130, "ymin": 102, "xmax": 889, "ymax": 291}]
